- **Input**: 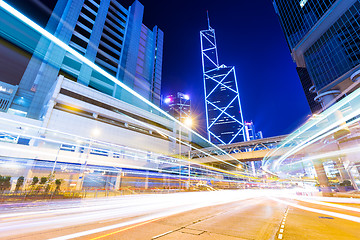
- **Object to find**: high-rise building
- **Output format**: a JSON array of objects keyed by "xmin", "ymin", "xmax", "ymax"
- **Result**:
[
  {"xmin": 244, "ymin": 121, "xmax": 263, "ymax": 141},
  {"xmin": 200, "ymin": 16, "xmax": 246, "ymax": 145},
  {"xmin": 163, "ymin": 92, "xmax": 191, "ymax": 122},
  {"xmin": 7, "ymin": 0, "xmax": 163, "ymax": 119},
  {"xmin": 273, "ymin": 0, "xmax": 360, "ymax": 110},
  {"xmin": 296, "ymin": 67, "xmax": 322, "ymax": 114}
]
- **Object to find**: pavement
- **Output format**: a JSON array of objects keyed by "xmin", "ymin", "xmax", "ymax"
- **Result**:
[{"xmin": 0, "ymin": 190, "xmax": 359, "ymax": 240}]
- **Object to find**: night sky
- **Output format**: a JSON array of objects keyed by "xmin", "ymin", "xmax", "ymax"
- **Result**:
[{"xmin": 7, "ymin": 0, "xmax": 311, "ymax": 138}]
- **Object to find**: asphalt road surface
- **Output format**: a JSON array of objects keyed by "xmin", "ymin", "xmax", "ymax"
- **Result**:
[{"xmin": 0, "ymin": 190, "xmax": 359, "ymax": 240}]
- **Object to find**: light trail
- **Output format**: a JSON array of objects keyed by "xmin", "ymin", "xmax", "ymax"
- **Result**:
[
  {"xmin": 0, "ymin": 190, "xmax": 261, "ymax": 239},
  {"xmin": 0, "ymin": 119, "xmax": 255, "ymax": 179},
  {"xmin": 272, "ymin": 109, "xmax": 360, "ymax": 171},
  {"xmin": 0, "ymin": 0, "xmax": 247, "ymax": 170},
  {"xmin": 263, "ymin": 110, "xmax": 360, "ymax": 175},
  {"xmin": 290, "ymin": 197, "xmax": 360, "ymax": 213},
  {"xmin": 287, "ymin": 146, "xmax": 360, "ymax": 166},
  {"xmin": 270, "ymin": 197, "xmax": 360, "ymax": 223}
]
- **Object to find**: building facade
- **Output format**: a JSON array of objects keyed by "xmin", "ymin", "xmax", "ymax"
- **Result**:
[
  {"xmin": 163, "ymin": 92, "xmax": 191, "ymax": 122},
  {"xmin": 6, "ymin": 0, "xmax": 163, "ymax": 119},
  {"xmin": 200, "ymin": 20, "xmax": 246, "ymax": 145},
  {"xmin": 273, "ymin": 0, "xmax": 360, "ymax": 110}
]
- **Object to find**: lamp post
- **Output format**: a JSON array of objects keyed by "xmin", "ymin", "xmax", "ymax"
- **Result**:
[
  {"xmin": 164, "ymin": 93, "xmax": 191, "ymax": 190},
  {"xmin": 183, "ymin": 117, "xmax": 193, "ymax": 189},
  {"xmin": 76, "ymin": 128, "xmax": 100, "ymax": 191}
]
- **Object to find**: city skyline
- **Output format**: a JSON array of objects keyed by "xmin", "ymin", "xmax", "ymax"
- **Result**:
[
  {"xmin": 1, "ymin": 2, "xmax": 360, "ymax": 239},
  {"xmin": 8, "ymin": 0, "xmax": 311, "ymax": 138},
  {"xmin": 133, "ymin": 0, "xmax": 311, "ymax": 138}
]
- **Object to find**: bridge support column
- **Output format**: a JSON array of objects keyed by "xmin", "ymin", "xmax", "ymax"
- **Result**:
[
  {"xmin": 115, "ymin": 171, "xmax": 123, "ymax": 190},
  {"xmin": 334, "ymin": 157, "xmax": 351, "ymax": 181},
  {"xmin": 313, "ymin": 159, "xmax": 332, "ymax": 197}
]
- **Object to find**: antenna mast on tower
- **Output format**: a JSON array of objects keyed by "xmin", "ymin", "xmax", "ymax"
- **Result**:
[{"xmin": 200, "ymin": 13, "xmax": 246, "ymax": 144}]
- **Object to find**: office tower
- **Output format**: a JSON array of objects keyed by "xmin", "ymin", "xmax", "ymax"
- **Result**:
[
  {"xmin": 7, "ymin": 0, "xmax": 163, "ymax": 119},
  {"xmin": 200, "ymin": 16, "xmax": 245, "ymax": 145},
  {"xmin": 244, "ymin": 121, "xmax": 263, "ymax": 141},
  {"xmin": 163, "ymin": 92, "xmax": 191, "ymax": 122},
  {"xmin": 273, "ymin": 0, "xmax": 360, "ymax": 109},
  {"xmin": 296, "ymin": 67, "xmax": 322, "ymax": 113}
]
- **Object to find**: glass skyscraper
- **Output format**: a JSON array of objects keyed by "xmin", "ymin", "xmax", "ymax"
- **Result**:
[
  {"xmin": 4, "ymin": 0, "xmax": 163, "ymax": 119},
  {"xmin": 273, "ymin": 0, "xmax": 360, "ymax": 110}
]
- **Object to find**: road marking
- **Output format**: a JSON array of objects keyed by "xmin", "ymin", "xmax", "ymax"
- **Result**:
[
  {"xmin": 278, "ymin": 233, "xmax": 283, "ymax": 239},
  {"xmin": 270, "ymin": 197, "xmax": 360, "ymax": 223},
  {"xmin": 48, "ymin": 216, "xmax": 165, "ymax": 240},
  {"xmin": 152, "ymin": 229, "xmax": 178, "ymax": 239},
  {"xmin": 280, "ymin": 229, "xmax": 284, "ymax": 233},
  {"xmin": 291, "ymin": 198, "xmax": 360, "ymax": 213},
  {"xmin": 90, "ymin": 217, "xmax": 164, "ymax": 240},
  {"xmin": 281, "ymin": 225, "xmax": 284, "ymax": 228}
]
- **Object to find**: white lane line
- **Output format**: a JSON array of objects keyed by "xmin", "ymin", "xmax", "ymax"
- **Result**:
[
  {"xmin": 291, "ymin": 198, "xmax": 360, "ymax": 213},
  {"xmin": 280, "ymin": 229, "xmax": 284, "ymax": 233},
  {"xmin": 281, "ymin": 225, "xmax": 284, "ymax": 228},
  {"xmin": 152, "ymin": 229, "xmax": 177, "ymax": 239},
  {"xmin": 270, "ymin": 197, "xmax": 360, "ymax": 223},
  {"xmin": 278, "ymin": 233, "xmax": 283, "ymax": 239}
]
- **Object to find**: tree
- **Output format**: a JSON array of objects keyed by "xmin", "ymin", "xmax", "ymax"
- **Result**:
[
  {"xmin": 31, "ymin": 176, "xmax": 39, "ymax": 185},
  {"xmin": 40, "ymin": 177, "xmax": 47, "ymax": 185},
  {"xmin": 0, "ymin": 175, "xmax": 11, "ymax": 191},
  {"xmin": 39, "ymin": 177, "xmax": 49, "ymax": 192},
  {"xmin": 15, "ymin": 176, "xmax": 25, "ymax": 191},
  {"xmin": 55, "ymin": 179, "xmax": 62, "ymax": 192}
]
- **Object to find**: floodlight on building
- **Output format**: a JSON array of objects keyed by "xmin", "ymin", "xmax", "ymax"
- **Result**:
[{"xmin": 164, "ymin": 97, "xmax": 172, "ymax": 104}]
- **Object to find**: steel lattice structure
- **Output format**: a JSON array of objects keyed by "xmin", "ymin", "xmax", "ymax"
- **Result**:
[{"xmin": 200, "ymin": 16, "xmax": 246, "ymax": 145}]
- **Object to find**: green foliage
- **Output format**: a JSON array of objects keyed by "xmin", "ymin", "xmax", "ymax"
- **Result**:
[
  {"xmin": 0, "ymin": 175, "xmax": 11, "ymax": 191},
  {"xmin": 31, "ymin": 176, "xmax": 39, "ymax": 185},
  {"xmin": 55, "ymin": 179, "xmax": 62, "ymax": 192},
  {"xmin": 40, "ymin": 177, "xmax": 47, "ymax": 185},
  {"xmin": 15, "ymin": 176, "xmax": 25, "ymax": 191},
  {"xmin": 339, "ymin": 180, "xmax": 352, "ymax": 187}
]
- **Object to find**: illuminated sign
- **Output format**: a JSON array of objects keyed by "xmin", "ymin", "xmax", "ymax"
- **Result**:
[{"xmin": 300, "ymin": 0, "xmax": 308, "ymax": 8}]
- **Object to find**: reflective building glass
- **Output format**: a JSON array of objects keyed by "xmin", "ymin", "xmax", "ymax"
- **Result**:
[
  {"xmin": 304, "ymin": 1, "xmax": 360, "ymax": 90},
  {"xmin": 274, "ymin": 0, "xmax": 336, "ymax": 48}
]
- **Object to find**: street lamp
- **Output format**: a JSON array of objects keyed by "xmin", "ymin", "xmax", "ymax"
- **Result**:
[
  {"xmin": 165, "ymin": 93, "xmax": 191, "ymax": 190},
  {"xmin": 76, "ymin": 128, "xmax": 101, "ymax": 191},
  {"xmin": 183, "ymin": 116, "xmax": 193, "ymax": 189}
]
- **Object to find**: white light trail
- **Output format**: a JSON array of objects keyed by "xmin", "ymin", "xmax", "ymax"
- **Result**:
[
  {"xmin": 270, "ymin": 197, "xmax": 360, "ymax": 223},
  {"xmin": 0, "ymin": 0, "xmax": 246, "ymax": 170}
]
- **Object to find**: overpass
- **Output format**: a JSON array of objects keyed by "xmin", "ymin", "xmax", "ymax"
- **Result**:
[{"xmin": 189, "ymin": 135, "xmax": 290, "ymax": 168}]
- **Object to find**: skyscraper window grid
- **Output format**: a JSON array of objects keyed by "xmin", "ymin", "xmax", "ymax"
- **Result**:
[
  {"xmin": 273, "ymin": 0, "xmax": 337, "ymax": 48},
  {"xmin": 8, "ymin": 0, "xmax": 164, "ymax": 119},
  {"xmin": 304, "ymin": 1, "xmax": 360, "ymax": 91}
]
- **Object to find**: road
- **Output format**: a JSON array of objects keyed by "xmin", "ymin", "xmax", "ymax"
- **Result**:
[{"xmin": 0, "ymin": 190, "xmax": 359, "ymax": 240}]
